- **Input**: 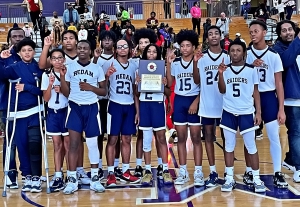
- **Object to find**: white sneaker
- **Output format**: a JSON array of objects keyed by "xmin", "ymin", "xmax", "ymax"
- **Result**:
[
  {"xmin": 282, "ymin": 161, "xmax": 296, "ymax": 172},
  {"xmin": 253, "ymin": 178, "xmax": 266, "ymax": 193},
  {"xmin": 194, "ymin": 170, "xmax": 205, "ymax": 186},
  {"xmin": 21, "ymin": 175, "xmax": 32, "ymax": 192},
  {"xmin": 174, "ymin": 168, "xmax": 190, "ymax": 185},
  {"xmin": 30, "ymin": 176, "xmax": 42, "ymax": 193},
  {"xmin": 90, "ymin": 175, "xmax": 105, "ymax": 193},
  {"xmin": 77, "ymin": 170, "xmax": 91, "ymax": 185},
  {"xmin": 221, "ymin": 177, "xmax": 236, "ymax": 192},
  {"xmin": 63, "ymin": 177, "xmax": 78, "ymax": 195},
  {"xmin": 293, "ymin": 171, "xmax": 300, "ymax": 183}
]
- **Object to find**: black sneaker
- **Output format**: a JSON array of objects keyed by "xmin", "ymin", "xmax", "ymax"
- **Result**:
[
  {"xmin": 114, "ymin": 167, "xmax": 123, "ymax": 180},
  {"xmin": 274, "ymin": 172, "xmax": 288, "ymax": 188},
  {"xmin": 7, "ymin": 170, "xmax": 18, "ymax": 189},
  {"xmin": 134, "ymin": 165, "xmax": 143, "ymax": 178},
  {"xmin": 50, "ymin": 177, "xmax": 64, "ymax": 192},
  {"xmin": 255, "ymin": 129, "xmax": 263, "ymax": 140},
  {"xmin": 87, "ymin": 168, "xmax": 104, "ymax": 180},
  {"xmin": 243, "ymin": 171, "xmax": 253, "ymax": 185},
  {"xmin": 157, "ymin": 164, "xmax": 163, "ymax": 179}
]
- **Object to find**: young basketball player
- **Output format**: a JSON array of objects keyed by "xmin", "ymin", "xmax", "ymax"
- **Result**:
[
  {"xmin": 218, "ymin": 40, "xmax": 266, "ymax": 192},
  {"xmin": 104, "ymin": 39, "xmax": 140, "ymax": 187},
  {"xmin": 246, "ymin": 20, "xmax": 287, "ymax": 188},
  {"xmin": 92, "ymin": 30, "xmax": 120, "ymax": 180},
  {"xmin": 136, "ymin": 43, "xmax": 173, "ymax": 185},
  {"xmin": 132, "ymin": 28, "xmax": 159, "ymax": 178},
  {"xmin": 41, "ymin": 31, "xmax": 90, "ymax": 185},
  {"xmin": 166, "ymin": 29, "xmax": 203, "ymax": 186},
  {"xmin": 41, "ymin": 49, "xmax": 68, "ymax": 192},
  {"xmin": 0, "ymin": 39, "xmax": 43, "ymax": 193},
  {"xmin": 60, "ymin": 40, "xmax": 107, "ymax": 194},
  {"xmin": 193, "ymin": 25, "xmax": 230, "ymax": 187}
]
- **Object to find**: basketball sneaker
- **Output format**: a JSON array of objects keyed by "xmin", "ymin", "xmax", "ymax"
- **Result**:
[
  {"xmin": 221, "ymin": 177, "xmax": 236, "ymax": 192},
  {"xmin": 255, "ymin": 129, "xmax": 263, "ymax": 140},
  {"xmin": 63, "ymin": 176, "xmax": 78, "ymax": 194},
  {"xmin": 120, "ymin": 169, "xmax": 140, "ymax": 183},
  {"xmin": 90, "ymin": 175, "xmax": 105, "ymax": 193},
  {"xmin": 77, "ymin": 170, "xmax": 91, "ymax": 185},
  {"xmin": 293, "ymin": 171, "xmax": 300, "ymax": 183},
  {"xmin": 141, "ymin": 170, "xmax": 153, "ymax": 186},
  {"xmin": 273, "ymin": 172, "xmax": 288, "ymax": 188},
  {"xmin": 7, "ymin": 170, "xmax": 18, "ymax": 189},
  {"xmin": 114, "ymin": 167, "xmax": 123, "ymax": 180},
  {"xmin": 134, "ymin": 165, "xmax": 143, "ymax": 178},
  {"xmin": 253, "ymin": 178, "xmax": 266, "ymax": 193},
  {"xmin": 243, "ymin": 171, "xmax": 253, "ymax": 185},
  {"xmin": 174, "ymin": 168, "xmax": 190, "ymax": 185},
  {"xmin": 282, "ymin": 161, "xmax": 296, "ymax": 172},
  {"xmin": 194, "ymin": 170, "xmax": 205, "ymax": 187},
  {"xmin": 50, "ymin": 177, "xmax": 64, "ymax": 192},
  {"xmin": 205, "ymin": 171, "xmax": 219, "ymax": 187},
  {"xmin": 163, "ymin": 170, "xmax": 173, "ymax": 185},
  {"xmin": 106, "ymin": 171, "xmax": 117, "ymax": 187},
  {"xmin": 157, "ymin": 164, "xmax": 163, "ymax": 179},
  {"xmin": 30, "ymin": 176, "xmax": 42, "ymax": 193},
  {"xmin": 22, "ymin": 175, "xmax": 32, "ymax": 192},
  {"xmin": 87, "ymin": 168, "xmax": 104, "ymax": 180}
]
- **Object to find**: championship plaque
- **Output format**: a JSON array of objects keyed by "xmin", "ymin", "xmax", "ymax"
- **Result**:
[{"xmin": 138, "ymin": 60, "xmax": 165, "ymax": 93}]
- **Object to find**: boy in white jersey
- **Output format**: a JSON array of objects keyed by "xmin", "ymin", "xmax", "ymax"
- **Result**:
[
  {"xmin": 246, "ymin": 20, "xmax": 287, "ymax": 188},
  {"xmin": 166, "ymin": 30, "xmax": 203, "ymax": 186},
  {"xmin": 60, "ymin": 40, "xmax": 107, "ymax": 194},
  {"xmin": 218, "ymin": 40, "xmax": 266, "ymax": 192},
  {"xmin": 193, "ymin": 25, "xmax": 230, "ymax": 187},
  {"xmin": 92, "ymin": 31, "xmax": 120, "ymax": 180},
  {"xmin": 41, "ymin": 49, "xmax": 69, "ymax": 192},
  {"xmin": 135, "ymin": 43, "xmax": 173, "ymax": 186},
  {"xmin": 132, "ymin": 28, "xmax": 161, "ymax": 179},
  {"xmin": 104, "ymin": 39, "xmax": 140, "ymax": 187},
  {"xmin": 40, "ymin": 31, "xmax": 90, "ymax": 185}
]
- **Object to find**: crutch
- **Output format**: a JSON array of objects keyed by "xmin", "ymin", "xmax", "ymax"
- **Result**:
[
  {"xmin": 2, "ymin": 78, "xmax": 21, "ymax": 197},
  {"xmin": 34, "ymin": 75, "xmax": 50, "ymax": 194}
]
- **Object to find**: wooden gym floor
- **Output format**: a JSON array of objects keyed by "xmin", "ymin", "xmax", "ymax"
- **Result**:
[{"xmin": 1, "ymin": 127, "xmax": 300, "ymax": 206}]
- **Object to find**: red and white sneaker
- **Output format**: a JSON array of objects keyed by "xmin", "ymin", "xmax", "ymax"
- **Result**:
[
  {"xmin": 120, "ymin": 169, "xmax": 140, "ymax": 183},
  {"xmin": 106, "ymin": 172, "xmax": 117, "ymax": 187}
]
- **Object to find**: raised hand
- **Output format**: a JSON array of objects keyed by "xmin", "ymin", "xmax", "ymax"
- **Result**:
[
  {"xmin": 167, "ymin": 48, "xmax": 176, "ymax": 64},
  {"xmin": 194, "ymin": 44, "xmax": 203, "ymax": 61},
  {"xmin": 252, "ymin": 59, "xmax": 264, "ymax": 67},
  {"xmin": 0, "ymin": 45, "xmax": 13, "ymax": 59},
  {"xmin": 132, "ymin": 45, "xmax": 139, "ymax": 57},
  {"xmin": 135, "ymin": 71, "xmax": 141, "ymax": 83},
  {"xmin": 49, "ymin": 72, "xmax": 55, "ymax": 86},
  {"xmin": 106, "ymin": 62, "xmax": 116, "ymax": 77},
  {"xmin": 44, "ymin": 33, "xmax": 53, "ymax": 47},
  {"xmin": 60, "ymin": 64, "xmax": 67, "ymax": 76},
  {"xmin": 218, "ymin": 57, "xmax": 227, "ymax": 73},
  {"xmin": 94, "ymin": 47, "xmax": 102, "ymax": 58}
]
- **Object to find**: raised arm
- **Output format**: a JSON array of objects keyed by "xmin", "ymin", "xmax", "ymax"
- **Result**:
[
  {"xmin": 217, "ymin": 58, "xmax": 227, "ymax": 94},
  {"xmin": 38, "ymin": 35, "xmax": 52, "ymax": 69}
]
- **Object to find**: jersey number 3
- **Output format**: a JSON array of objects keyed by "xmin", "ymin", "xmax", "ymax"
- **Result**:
[
  {"xmin": 116, "ymin": 81, "xmax": 130, "ymax": 94},
  {"xmin": 259, "ymin": 69, "xmax": 266, "ymax": 82},
  {"xmin": 179, "ymin": 78, "xmax": 191, "ymax": 91}
]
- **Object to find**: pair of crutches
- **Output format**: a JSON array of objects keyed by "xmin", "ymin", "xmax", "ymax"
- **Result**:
[{"xmin": 2, "ymin": 77, "xmax": 50, "ymax": 197}]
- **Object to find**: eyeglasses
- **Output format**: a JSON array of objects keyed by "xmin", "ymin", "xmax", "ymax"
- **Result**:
[
  {"xmin": 51, "ymin": 56, "xmax": 64, "ymax": 61},
  {"xmin": 116, "ymin": 44, "xmax": 129, "ymax": 50}
]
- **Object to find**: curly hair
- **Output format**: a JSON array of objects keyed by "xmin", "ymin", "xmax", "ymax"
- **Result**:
[
  {"xmin": 133, "ymin": 28, "xmax": 157, "ymax": 45},
  {"xmin": 141, "ymin": 43, "xmax": 162, "ymax": 60},
  {"xmin": 99, "ymin": 30, "xmax": 117, "ymax": 42},
  {"xmin": 176, "ymin": 29, "xmax": 199, "ymax": 47},
  {"xmin": 16, "ymin": 38, "xmax": 36, "ymax": 53}
]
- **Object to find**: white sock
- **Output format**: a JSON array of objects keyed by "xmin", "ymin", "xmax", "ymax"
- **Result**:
[
  {"xmin": 226, "ymin": 167, "xmax": 234, "ymax": 179},
  {"xmin": 210, "ymin": 165, "xmax": 216, "ymax": 173},
  {"xmin": 98, "ymin": 159, "xmax": 102, "ymax": 169},
  {"xmin": 145, "ymin": 164, "xmax": 151, "ymax": 171},
  {"xmin": 122, "ymin": 163, "xmax": 130, "ymax": 173},
  {"xmin": 69, "ymin": 171, "xmax": 77, "ymax": 180},
  {"xmin": 67, "ymin": 170, "xmax": 70, "ymax": 177},
  {"xmin": 157, "ymin": 157, "xmax": 163, "ymax": 165},
  {"xmin": 76, "ymin": 167, "xmax": 84, "ymax": 173},
  {"xmin": 55, "ymin": 171, "xmax": 62, "ymax": 178},
  {"xmin": 246, "ymin": 166, "xmax": 252, "ymax": 173},
  {"xmin": 91, "ymin": 168, "xmax": 98, "ymax": 178},
  {"xmin": 136, "ymin": 158, "xmax": 142, "ymax": 166},
  {"xmin": 114, "ymin": 158, "xmax": 119, "ymax": 167},
  {"xmin": 163, "ymin": 163, "xmax": 168, "ymax": 171},
  {"xmin": 107, "ymin": 166, "xmax": 114, "ymax": 173},
  {"xmin": 195, "ymin": 166, "xmax": 203, "ymax": 173},
  {"xmin": 180, "ymin": 165, "xmax": 187, "ymax": 171}
]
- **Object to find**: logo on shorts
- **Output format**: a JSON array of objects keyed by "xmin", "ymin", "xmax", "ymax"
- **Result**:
[{"xmin": 147, "ymin": 62, "xmax": 157, "ymax": 72}]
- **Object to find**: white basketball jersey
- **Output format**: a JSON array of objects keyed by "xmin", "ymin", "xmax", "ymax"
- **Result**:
[
  {"xmin": 246, "ymin": 46, "xmax": 283, "ymax": 92},
  {"xmin": 171, "ymin": 57, "xmax": 200, "ymax": 96},
  {"xmin": 104, "ymin": 59, "xmax": 137, "ymax": 104},
  {"xmin": 41, "ymin": 71, "xmax": 68, "ymax": 110},
  {"xmin": 65, "ymin": 54, "xmax": 78, "ymax": 65},
  {"xmin": 222, "ymin": 64, "xmax": 259, "ymax": 114},
  {"xmin": 97, "ymin": 54, "xmax": 114, "ymax": 100},
  {"xmin": 65, "ymin": 61, "xmax": 105, "ymax": 105},
  {"xmin": 198, "ymin": 50, "xmax": 230, "ymax": 118}
]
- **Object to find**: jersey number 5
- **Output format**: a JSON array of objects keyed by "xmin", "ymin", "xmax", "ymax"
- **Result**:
[
  {"xmin": 233, "ymin": 83, "xmax": 240, "ymax": 97},
  {"xmin": 179, "ymin": 78, "xmax": 191, "ymax": 91},
  {"xmin": 206, "ymin": 71, "xmax": 218, "ymax": 85},
  {"xmin": 116, "ymin": 81, "xmax": 130, "ymax": 94}
]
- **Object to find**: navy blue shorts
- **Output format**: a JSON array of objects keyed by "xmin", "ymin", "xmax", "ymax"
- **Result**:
[
  {"xmin": 220, "ymin": 110, "xmax": 259, "ymax": 135},
  {"xmin": 173, "ymin": 95, "xmax": 200, "ymax": 126},
  {"xmin": 46, "ymin": 107, "xmax": 68, "ymax": 136},
  {"xmin": 98, "ymin": 99, "xmax": 108, "ymax": 134},
  {"xmin": 200, "ymin": 117, "xmax": 220, "ymax": 126},
  {"xmin": 260, "ymin": 90, "xmax": 278, "ymax": 123},
  {"xmin": 66, "ymin": 101, "xmax": 101, "ymax": 137},
  {"xmin": 139, "ymin": 101, "xmax": 166, "ymax": 131},
  {"xmin": 107, "ymin": 101, "xmax": 136, "ymax": 136}
]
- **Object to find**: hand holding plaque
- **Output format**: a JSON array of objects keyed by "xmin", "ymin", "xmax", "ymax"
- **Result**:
[{"xmin": 138, "ymin": 60, "xmax": 165, "ymax": 93}]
